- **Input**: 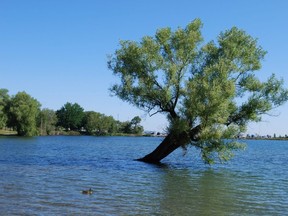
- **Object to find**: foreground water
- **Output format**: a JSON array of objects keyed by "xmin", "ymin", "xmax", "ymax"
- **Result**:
[{"xmin": 0, "ymin": 136, "xmax": 287, "ymax": 215}]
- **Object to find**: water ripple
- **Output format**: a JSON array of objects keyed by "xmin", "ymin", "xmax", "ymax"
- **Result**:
[{"xmin": 0, "ymin": 136, "xmax": 287, "ymax": 215}]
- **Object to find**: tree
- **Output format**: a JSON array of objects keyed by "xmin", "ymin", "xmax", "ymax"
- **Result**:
[
  {"xmin": 56, "ymin": 102, "xmax": 84, "ymax": 130},
  {"xmin": 83, "ymin": 111, "xmax": 100, "ymax": 134},
  {"xmin": 130, "ymin": 116, "xmax": 143, "ymax": 134},
  {"xmin": 6, "ymin": 91, "xmax": 41, "ymax": 136},
  {"xmin": 120, "ymin": 116, "xmax": 144, "ymax": 134},
  {"xmin": 38, "ymin": 108, "xmax": 58, "ymax": 135},
  {"xmin": 104, "ymin": 115, "xmax": 118, "ymax": 134},
  {"xmin": 108, "ymin": 19, "xmax": 288, "ymax": 164},
  {"xmin": 83, "ymin": 111, "xmax": 118, "ymax": 135},
  {"xmin": 0, "ymin": 89, "xmax": 10, "ymax": 129},
  {"xmin": 83, "ymin": 112, "xmax": 143, "ymax": 135},
  {"xmin": 120, "ymin": 121, "xmax": 132, "ymax": 134}
]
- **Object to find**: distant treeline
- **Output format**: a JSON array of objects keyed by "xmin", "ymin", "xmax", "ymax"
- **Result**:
[{"xmin": 0, "ymin": 89, "xmax": 144, "ymax": 136}]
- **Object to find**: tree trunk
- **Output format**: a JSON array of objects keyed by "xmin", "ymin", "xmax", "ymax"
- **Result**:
[
  {"xmin": 137, "ymin": 125, "xmax": 201, "ymax": 164},
  {"xmin": 137, "ymin": 131, "xmax": 190, "ymax": 163}
]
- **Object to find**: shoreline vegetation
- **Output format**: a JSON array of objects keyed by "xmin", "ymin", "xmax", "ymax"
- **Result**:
[
  {"xmin": 0, "ymin": 129, "xmax": 166, "ymax": 137},
  {"xmin": 1, "ymin": 129, "xmax": 287, "ymax": 140},
  {"xmin": 0, "ymin": 90, "xmax": 146, "ymax": 137}
]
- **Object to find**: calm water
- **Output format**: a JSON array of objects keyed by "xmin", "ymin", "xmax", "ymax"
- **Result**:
[{"xmin": 0, "ymin": 136, "xmax": 287, "ymax": 215}]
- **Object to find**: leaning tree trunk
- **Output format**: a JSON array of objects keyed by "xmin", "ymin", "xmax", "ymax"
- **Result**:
[
  {"xmin": 137, "ymin": 125, "xmax": 201, "ymax": 164},
  {"xmin": 137, "ymin": 132, "xmax": 191, "ymax": 163}
]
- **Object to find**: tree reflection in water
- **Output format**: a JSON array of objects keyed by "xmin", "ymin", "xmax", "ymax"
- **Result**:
[{"xmin": 157, "ymin": 168, "xmax": 244, "ymax": 215}]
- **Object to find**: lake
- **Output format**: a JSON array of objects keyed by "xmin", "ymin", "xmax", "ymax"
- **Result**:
[{"xmin": 0, "ymin": 136, "xmax": 287, "ymax": 215}]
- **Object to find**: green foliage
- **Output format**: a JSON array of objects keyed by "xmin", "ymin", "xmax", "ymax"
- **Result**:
[
  {"xmin": 193, "ymin": 124, "xmax": 247, "ymax": 164},
  {"xmin": 56, "ymin": 102, "xmax": 84, "ymax": 130},
  {"xmin": 38, "ymin": 108, "xmax": 58, "ymax": 135},
  {"xmin": 83, "ymin": 111, "xmax": 102, "ymax": 134},
  {"xmin": 108, "ymin": 19, "xmax": 203, "ymax": 115},
  {"xmin": 120, "ymin": 116, "xmax": 144, "ymax": 134},
  {"xmin": 109, "ymin": 19, "xmax": 288, "ymax": 164},
  {"xmin": 0, "ymin": 89, "xmax": 10, "ymax": 129},
  {"xmin": 130, "ymin": 116, "xmax": 144, "ymax": 134},
  {"xmin": 6, "ymin": 91, "xmax": 41, "ymax": 136},
  {"xmin": 119, "ymin": 121, "xmax": 133, "ymax": 134},
  {"xmin": 0, "ymin": 89, "xmax": 145, "ymax": 136},
  {"xmin": 199, "ymin": 139, "xmax": 246, "ymax": 165},
  {"xmin": 83, "ymin": 112, "xmax": 143, "ymax": 135},
  {"xmin": 83, "ymin": 111, "xmax": 117, "ymax": 135}
]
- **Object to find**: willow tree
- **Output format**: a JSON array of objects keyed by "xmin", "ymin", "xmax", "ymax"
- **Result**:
[
  {"xmin": 6, "ymin": 91, "xmax": 41, "ymax": 136},
  {"xmin": 108, "ymin": 19, "xmax": 288, "ymax": 164}
]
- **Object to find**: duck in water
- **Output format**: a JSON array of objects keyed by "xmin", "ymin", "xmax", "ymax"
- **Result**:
[{"xmin": 82, "ymin": 188, "xmax": 93, "ymax": 195}]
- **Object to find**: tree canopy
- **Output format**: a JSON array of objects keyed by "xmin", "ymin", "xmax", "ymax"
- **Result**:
[
  {"xmin": 0, "ymin": 89, "xmax": 9, "ymax": 129},
  {"xmin": 83, "ymin": 111, "xmax": 117, "ymax": 135},
  {"xmin": 108, "ymin": 19, "xmax": 288, "ymax": 164},
  {"xmin": 120, "ymin": 116, "xmax": 144, "ymax": 135},
  {"xmin": 56, "ymin": 102, "xmax": 85, "ymax": 130},
  {"xmin": 0, "ymin": 89, "xmax": 145, "ymax": 136},
  {"xmin": 38, "ymin": 108, "xmax": 58, "ymax": 135},
  {"xmin": 6, "ymin": 91, "xmax": 41, "ymax": 136}
]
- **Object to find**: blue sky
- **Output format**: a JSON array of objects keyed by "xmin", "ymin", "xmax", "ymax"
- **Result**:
[{"xmin": 1, "ymin": 0, "xmax": 288, "ymax": 135}]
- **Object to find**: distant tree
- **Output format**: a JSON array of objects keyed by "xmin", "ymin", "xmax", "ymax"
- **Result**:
[
  {"xmin": 6, "ymin": 91, "xmax": 41, "ymax": 136},
  {"xmin": 120, "ymin": 116, "xmax": 144, "ymax": 134},
  {"xmin": 83, "ymin": 111, "xmax": 118, "ymax": 135},
  {"xmin": 120, "ymin": 121, "xmax": 133, "ymax": 134},
  {"xmin": 56, "ymin": 102, "xmax": 84, "ymax": 130},
  {"xmin": 131, "ymin": 116, "xmax": 141, "ymax": 127},
  {"xmin": 0, "ymin": 89, "xmax": 10, "ymax": 129},
  {"xmin": 109, "ymin": 19, "xmax": 288, "ymax": 164},
  {"xmin": 104, "ymin": 115, "xmax": 118, "ymax": 134},
  {"xmin": 130, "ymin": 116, "xmax": 144, "ymax": 134},
  {"xmin": 38, "ymin": 108, "xmax": 57, "ymax": 135},
  {"xmin": 83, "ymin": 111, "xmax": 102, "ymax": 134}
]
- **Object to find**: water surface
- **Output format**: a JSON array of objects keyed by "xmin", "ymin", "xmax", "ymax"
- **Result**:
[{"xmin": 0, "ymin": 136, "xmax": 287, "ymax": 215}]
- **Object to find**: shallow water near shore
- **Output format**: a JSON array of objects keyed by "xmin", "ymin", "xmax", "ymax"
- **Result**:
[{"xmin": 0, "ymin": 136, "xmax": 287, "ymax": 215}]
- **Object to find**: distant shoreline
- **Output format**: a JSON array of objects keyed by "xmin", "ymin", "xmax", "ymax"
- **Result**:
[
  {"xmin": 0, "ymin": 129, "xmax": 287, "ymax": 140},
  {"xmin": 238, "ymin": 137, "xmax": 288, "ymax": 141},
  {"xmin": 0, "ymin": 130, "xmax": 17, "ymax": 136},
  {"xmin": 0, "ymin": 129, "xmax": 166, "ymax": 138}
]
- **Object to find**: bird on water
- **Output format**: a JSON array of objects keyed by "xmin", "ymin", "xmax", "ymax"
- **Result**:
[{"xmin": 82, "ymin": 188, "xmax": 93, "ymax": 195}]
